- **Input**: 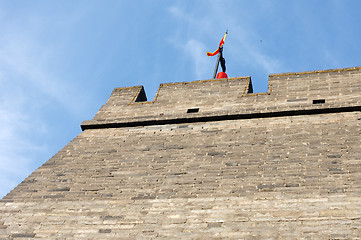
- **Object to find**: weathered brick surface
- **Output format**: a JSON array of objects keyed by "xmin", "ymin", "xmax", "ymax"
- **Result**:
[{"xmin": 1, "ymin": 66, "xmax": 361, "ymax": 239}]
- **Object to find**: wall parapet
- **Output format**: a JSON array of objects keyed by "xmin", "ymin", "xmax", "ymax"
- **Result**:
[{"xmin": 81, "ymin": 66, "xmax": 361, "ymax": 130}]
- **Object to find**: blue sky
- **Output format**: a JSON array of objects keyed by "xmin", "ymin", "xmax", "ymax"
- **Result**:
[{"xmin": 1, "ymin": 0, "xmax": 360, "ymax": 198}]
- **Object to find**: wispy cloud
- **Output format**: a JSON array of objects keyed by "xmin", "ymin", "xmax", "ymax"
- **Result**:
[
  {"xmin": 182, "ymin": 40, "xmax": 212, "ymax": 79},
  {"xmin": 0, "ymin": 3, "xmax": 90, "ymax": 197},
  {"xmin": 0, "ymin": 91, "xmax": 46, "ymax": 197},
  {"xmin": 167, "ymin": 2, "xmax": 284, "ymax": 82},
  {"xmin": 0, "ymin": 27, "xmax": 89, "ymax": 115}
]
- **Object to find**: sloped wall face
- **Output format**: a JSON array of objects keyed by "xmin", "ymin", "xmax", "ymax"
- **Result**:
[{"xmin": 1, "ymin": 111, "xmax": 360, "ymax": 239}]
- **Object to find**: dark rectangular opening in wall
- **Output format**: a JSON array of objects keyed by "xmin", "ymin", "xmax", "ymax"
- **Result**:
[
  {"xmin": 313, "ymin": 99, "xmax": 325, "ymax": 104},
  {"xmin": 187, "ymin": 108, "xmax": 199, "ymax": 113}
]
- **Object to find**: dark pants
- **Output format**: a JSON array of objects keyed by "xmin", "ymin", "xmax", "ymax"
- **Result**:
[{"xmin": 219, "ymin": 48, "xmax": 226, "ymax": 72}]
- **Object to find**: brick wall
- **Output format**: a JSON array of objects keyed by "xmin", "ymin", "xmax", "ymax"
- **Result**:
[{"xmin": 1, "ymin": 66, "xmax": 360, "ymax": 239}]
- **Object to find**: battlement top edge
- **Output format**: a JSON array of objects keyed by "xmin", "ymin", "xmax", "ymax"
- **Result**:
[
  {"xmin": 270, "ymin": 65, "xmax": 361, "ymax": 77},
  {"xmin": 113, "ymin": 76, "xmax": 251, "ymax": 92}
]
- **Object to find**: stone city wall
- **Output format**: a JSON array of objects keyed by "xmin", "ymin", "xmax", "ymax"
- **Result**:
[{"xmin": 1, "ymin": 66, "xmax": 360, "ymax": 239}]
